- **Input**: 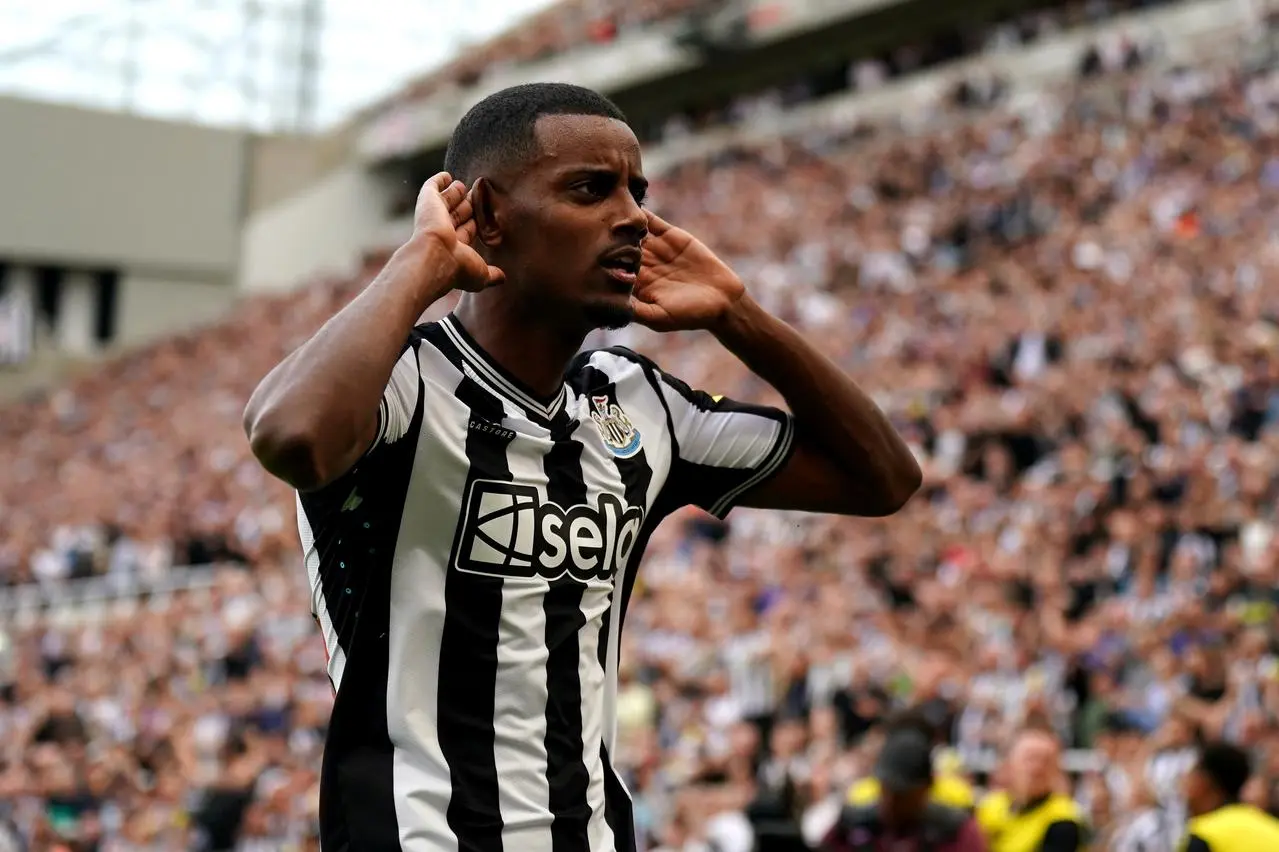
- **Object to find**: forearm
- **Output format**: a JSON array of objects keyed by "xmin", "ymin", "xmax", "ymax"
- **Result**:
[
  {"xmin": 713, "ymin": 295, "xmax": 920, "ymax": 507},
  {"xmin": 244, "ymin": 234, "xmax": 454, "ymax": 489}
]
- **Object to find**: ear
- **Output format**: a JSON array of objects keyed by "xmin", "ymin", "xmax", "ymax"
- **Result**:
[{"xmin": 470, "ymin": 177, "xmax": 503, "ymax": 249}]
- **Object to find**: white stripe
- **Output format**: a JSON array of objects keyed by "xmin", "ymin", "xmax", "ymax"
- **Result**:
[
  {"xmin": 388, "ymin": 341, "xmax": 466, "ymax": 852},
  {"xmin": 379, "ymin": 345, "xmax": 423, "ymax": 447},
  {"xmin": 297, "ymin": 494, "xmax": 347, "ymax": 688},
  {"xmin": 589, "ymin": 353, "xmax": 670, "ymax": 756},
  {"xmin": 441, "ymin": 316, "xmax": 565, "ymax": 419},
  {"xmin": 709, "ymin": 414, "xmax": 795, "ymax": 517},
  {"xmin": 493, "ymin": 435, "xmax": 555, "ymax": 852},
  {"xmin": 657, "ymin": 380, "xmax": 784, "ymax": 471}
]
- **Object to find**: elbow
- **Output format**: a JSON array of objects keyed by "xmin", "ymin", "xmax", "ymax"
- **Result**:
[
  {"xmin": 867, "ymin": 456, "xmax": 923, "ymax": 517},
  {"xmin": 244, "ymin": 408, "xmax": 328, "ymax": 492}
]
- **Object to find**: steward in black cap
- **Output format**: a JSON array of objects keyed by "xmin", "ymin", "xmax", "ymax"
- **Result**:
[{"xmin": 822, "ymin": 717, "xmax": 986, "ymax": 852}]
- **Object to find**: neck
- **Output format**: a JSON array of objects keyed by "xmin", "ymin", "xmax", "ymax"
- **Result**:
[
  {"xmin": 453, "ymin": 291, "xmax": 586, "ymax": 400},
  {"xmin": 1016, "ymin": 791, "xmax": 1053, "ymax": 812}
]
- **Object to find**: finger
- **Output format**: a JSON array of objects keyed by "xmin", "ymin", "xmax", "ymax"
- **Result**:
[
  {"xmin": 628, "ymin": 296, "xmax": 664, "ymax": 328},
  {"xmin": 450, "ymin": 195, "xmax": 474, "ymax": 228},
  {"xmin": 419, "ymin": 172, "xmax": 453, "ymax": 205},
  {"xmin": 643, "ymin": 210, "xmax": 673, "ymax": 236},
  {"xmin": 456, "ymin": 219, "xmax": 478, "ymax": 245},
  {"xmin": 440, "ymin": 179, "xmax": 468, "ymax": 211},
  {"xmin": 486, "ymin": 265, "xmax": 505, "ymax": 287},
  {"xmin": 641, "ymin": 235, "xmax": 680, "ymax": 265}
]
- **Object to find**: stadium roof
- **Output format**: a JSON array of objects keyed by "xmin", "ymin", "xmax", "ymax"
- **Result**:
[{"xmin": 0, "ymin": 0, "xmax": 556, "ymax": 133}]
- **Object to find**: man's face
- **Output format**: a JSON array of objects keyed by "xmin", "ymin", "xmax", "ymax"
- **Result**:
[
  {"xmin": 490, "ymin": 113, "xmax": 648, "ymax": 332},
  {"xmin": 1008, "ymin": 733, "xmax": 1057, "ymax": 801},
  {"xmin": 879, "ymin": 785, "xmax": 930, "ymax": 829},
  {"xmin": 1183, "ymin": 767, "xmax": 1213, "ymax": 817}
]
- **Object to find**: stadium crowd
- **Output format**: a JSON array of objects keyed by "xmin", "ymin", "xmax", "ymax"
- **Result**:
[{"xmin": 3, "ymin": 12, "xmax": 1279, "ymax": 852}]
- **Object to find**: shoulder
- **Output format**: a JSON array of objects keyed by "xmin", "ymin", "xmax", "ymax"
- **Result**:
[
  {"xmin": 848, "ymin": 777, "xmax": 880, "ymax": 805},
  {"xmin": 933, "ymin": 775, "xmax": 976, "ymax": 809},
  {"xmin": 569, "ymin": 346, "xmax": 679, "ymax": 410},
  {"xmin": 571, "ymin": 345, "xmax": 661, "ymax": 379},
  {"xmin": 921, "ymin": 802, "xmax": 972, "ymax": 838},
  {"xmin": 1043, "ymin": 795, "xmax": 1085, "ymax": 822}
]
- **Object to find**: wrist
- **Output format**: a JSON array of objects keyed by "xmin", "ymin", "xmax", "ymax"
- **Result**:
[
  {"xmin": 396, "ymin": 232, "xmax": 460, "ymax": 303},
  {"xmin": 711, "ymin": 292, "xmax": 763, "ymax": 343}
]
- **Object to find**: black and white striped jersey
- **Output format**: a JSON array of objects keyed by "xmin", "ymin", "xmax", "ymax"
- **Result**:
[{"xmin": 296, "ymin": 315, "xmax": 795, "ymax": 852}]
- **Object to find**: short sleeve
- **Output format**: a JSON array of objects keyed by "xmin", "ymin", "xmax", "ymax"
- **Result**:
[
  {"xmin": 370, "ymin": 341, "xmax": 423, "ymax": 452},
  {"xmin": 653, "ymin": 366, "xmax": 794, "ymax": 519}
]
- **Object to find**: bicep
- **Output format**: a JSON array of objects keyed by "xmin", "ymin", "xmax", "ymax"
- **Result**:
[
  {"xmin": 735, "ymin": 436, "xmax": 857, "ymax": 514},
  {"xmin": 300, "ymin": 343, "xmax": 421, "ymax": 493},
  {"xmin": 735, "ymin": 433, "xmax": 896, "ymax": 516}
]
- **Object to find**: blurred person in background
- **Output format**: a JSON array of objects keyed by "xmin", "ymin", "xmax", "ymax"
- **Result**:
[
  {"xmin": 984, "ymin": 728, "xmax": 1085, "ymax": 852},
  {"xmin": 1182, "ymin": 741, "xmax": 1279, "ymax": 852},
  {"xmin": 846, "ymin": 714, "xmax": 976, "ymax": 811},
  {"xmin": 821, "ymin": 716, "xmax": 985, "ymax": 852}
]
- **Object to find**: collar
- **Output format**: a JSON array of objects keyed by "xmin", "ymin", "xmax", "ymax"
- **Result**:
[{"xmin": 441, "ymin": 314, "xmax": 568, "ymax": 421}]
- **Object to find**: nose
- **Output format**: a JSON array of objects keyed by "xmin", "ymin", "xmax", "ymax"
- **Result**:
[{"xmin": 612, "ymin": 191, "xmax": 648, "ymax": 241}]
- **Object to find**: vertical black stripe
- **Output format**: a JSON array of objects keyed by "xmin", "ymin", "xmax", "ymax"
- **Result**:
[
  {"xmin": 543, "ymin": 410, "xmax": 591, "ymax": 852},
  {"xmin": 601, "ymin": 744, "xmax": 637, "ymax": 852},
  {"xmin": 573, "ymin": 365, "xmax": 655, "ymax": 672},
  {"xmin": 573, "ymin": 361, "xmax": 656, "ymax": 852},
  {"xmin": 440, "ymin": 376, "xmax": 512, "ymax": 852},
  {"xmin": 304, "ymin": 334, "xmax": 427, "ymax": 852}
]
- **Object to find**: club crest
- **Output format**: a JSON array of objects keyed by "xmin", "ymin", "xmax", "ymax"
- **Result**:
[{"xmin": 589, "ymin": 395, "xmax": 642, "ymax": 458}]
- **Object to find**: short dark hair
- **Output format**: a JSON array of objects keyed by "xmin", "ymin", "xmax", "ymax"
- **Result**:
[
  {"xmin": 882, "ymin": 710, "xmax": 938, "ymax": 744},
  {"xmin": 443, "ymin": 83, "xmax": 627, "ymax": 187},
  {"xmin": 1197, "ymin": 741, "xmax": 1252, "ymax": 801}
]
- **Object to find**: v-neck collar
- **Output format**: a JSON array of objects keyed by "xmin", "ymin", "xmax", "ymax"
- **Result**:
[{"xmin": 441, "ymin": 314, "xmax": 568, "ymax": 421}]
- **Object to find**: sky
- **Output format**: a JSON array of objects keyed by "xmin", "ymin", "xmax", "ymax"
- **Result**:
[{"xmin": 0, "ymin": 0, "xmax": 558, "ymax": 130}]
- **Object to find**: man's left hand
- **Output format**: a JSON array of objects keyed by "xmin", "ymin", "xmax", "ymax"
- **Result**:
[{"xmin": 632, "ymin": 211, "xmax": 745, "ymax": 332}]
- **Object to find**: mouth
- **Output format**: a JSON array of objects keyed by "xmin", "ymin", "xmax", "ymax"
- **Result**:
[{"xmin": 599, "ymin": 247, "xmax": 641, "ymax": 288}]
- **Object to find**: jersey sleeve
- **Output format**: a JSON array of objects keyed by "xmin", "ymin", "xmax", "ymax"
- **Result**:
[
  {"xmin": 652, "ymin": 364, "xmax": 795, "ymax": 519},
  {"xmin": 369, "ymin": 342, "xmax": 423, "ymax": 453}
]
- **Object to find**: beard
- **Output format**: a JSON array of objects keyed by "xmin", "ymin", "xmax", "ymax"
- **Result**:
[{"xmin": 582, "ymin": 298, "xmax": 634, "ymax": 331}]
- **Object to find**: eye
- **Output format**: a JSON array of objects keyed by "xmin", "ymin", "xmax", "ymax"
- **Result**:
[{"xmin": 572, "ymin": 175, "xmax": 615, "ymax": 200}]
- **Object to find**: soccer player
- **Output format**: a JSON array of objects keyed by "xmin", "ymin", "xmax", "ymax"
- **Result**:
[{"xmin": 244, "ymin": 83, "xmax": 921, "ymax": 852}]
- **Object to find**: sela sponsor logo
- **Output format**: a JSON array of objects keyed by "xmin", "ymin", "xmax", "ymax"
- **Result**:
[
  {"xmin": 454, "ymin": 480, "xmax": 644, "ymax": 583},
  {"xmin": 588, "ymin": 395, "xmax": 642, "ymax": 458}
]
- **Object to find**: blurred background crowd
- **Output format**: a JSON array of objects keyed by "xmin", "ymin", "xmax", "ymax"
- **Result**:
[{"xmin": 3, "ymin": 0, "xmax": 1279, "ymax": 850}]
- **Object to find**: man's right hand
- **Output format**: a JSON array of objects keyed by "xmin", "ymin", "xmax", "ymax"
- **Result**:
[{"xmin": 413, "ymin": 172, "xmax": 505, "ymax": 292}]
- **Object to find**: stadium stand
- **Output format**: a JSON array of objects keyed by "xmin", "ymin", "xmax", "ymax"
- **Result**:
[{"xmin": 2, "ymin": 2, "xmax": 1279, "ymax": 851}]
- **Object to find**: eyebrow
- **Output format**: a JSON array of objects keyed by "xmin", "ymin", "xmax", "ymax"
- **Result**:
[{"xmin": 562, "ymin": 167, "xmax": 648, "ymax": 194}]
